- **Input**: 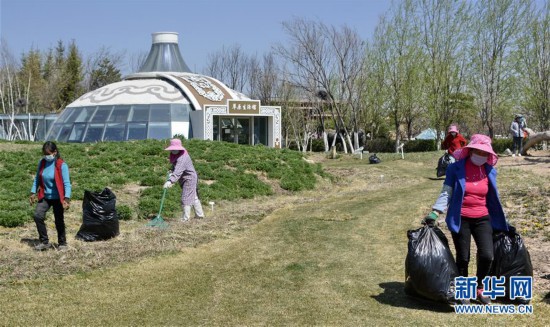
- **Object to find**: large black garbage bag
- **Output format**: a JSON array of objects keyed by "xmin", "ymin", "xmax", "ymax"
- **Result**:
[
  {"xmin": 405, "ymin": 225, "xmax": 459, "ymax": 303},
  {"xmin": 369, "ymin": 153, "xmax": 381, "ymax": 164},
  {"xmin": 489, "ymin": 226, "xmax": 533, "ymax": 301},
  {"xmin": 436, "ymin": 153, "xmax": 453, "ymax": 177},
  {"xmin": 76, "ymin": 188, "xmax": 119, "ymax": 241}
]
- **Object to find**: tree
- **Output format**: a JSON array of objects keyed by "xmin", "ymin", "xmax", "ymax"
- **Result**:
[
  {"xmin": 418, "ymin": 0, "xmax": 470, "ymax": 146},
  {"xmin": 57, "ymin": 40, "xmax": 83, "ymax": 111},
  {"xmin": 88, "ymin": 58, "xmax": 121, "ymax": 90},
  {"xmin": 275, "ymin": 18, "xmax": 367, "ymax": 153},
  {"xmin": 204, "ymin": 44, "xmax": 251, "ymax": 93},
  {"xmin": 469, "ymin": 0, "xmax": 530, "ymax": 138},
  {"xmin": 515, "ymin": 1, "xmax": 550, "ymax": 132},
  {"xmin": 374, "ymin": 0, "xmax": 425, "ymax": 150}
]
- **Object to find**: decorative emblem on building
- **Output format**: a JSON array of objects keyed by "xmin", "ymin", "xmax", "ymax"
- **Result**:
[{"xmin": 182, "ymin": 76, "xmax": 225, "ymax": 102}]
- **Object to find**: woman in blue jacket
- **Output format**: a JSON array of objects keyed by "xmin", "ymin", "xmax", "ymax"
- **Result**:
[
  {"xmin": 423, "ymin": 134, "xmax": 508, "ymax": 304},
  {"xmin": 30, "ymin": 141, "xmax": 72, "ymax": 251}
]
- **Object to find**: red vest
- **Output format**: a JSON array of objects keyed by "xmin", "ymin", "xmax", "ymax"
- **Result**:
[{"xmin": 37, "ymin": 159, "xmax": 65, "ymax": 201}]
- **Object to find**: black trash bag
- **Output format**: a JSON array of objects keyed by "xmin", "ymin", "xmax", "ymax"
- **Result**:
[
  {"xmin": 76, "ymin": 188, "xmax": 119, "ymax": 242},
  {"xmin": 489, "ymin": 225, "xmax": 533, "ymax": 303},
  {"xmin": 436, "ymin": 153, "xmax": 453, "ymax": 177},
  {"xmin": 405, "ymin": 225, "xmax": 459, "ymax": 304},
  {"xmin": 369, "ymin": 153, "xmax": 381, "ymax": 164}
]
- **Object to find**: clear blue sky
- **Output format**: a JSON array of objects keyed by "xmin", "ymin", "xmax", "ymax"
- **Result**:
[{"xmin": 0, "ymin": 0, "xmax": 391, "ymax": 75}]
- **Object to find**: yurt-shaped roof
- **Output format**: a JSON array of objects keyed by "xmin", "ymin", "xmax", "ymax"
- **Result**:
[{"xmin": 46, "ymin": 32, "xmax": 250, "ymax": 142}]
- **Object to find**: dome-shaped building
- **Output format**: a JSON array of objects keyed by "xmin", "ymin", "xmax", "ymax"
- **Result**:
[{"xmin": 46, "ymin": 32, "xmax": 281, "ymax": 147}]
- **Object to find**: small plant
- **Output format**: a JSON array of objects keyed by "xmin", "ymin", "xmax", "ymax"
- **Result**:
[{"xmin": 116, "ymin": 204, "xmax": 133, "ymax": 220}]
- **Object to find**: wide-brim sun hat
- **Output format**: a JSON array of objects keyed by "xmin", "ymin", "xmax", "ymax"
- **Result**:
[
  {"xmin": 451, "ymin": 134, "xmax": 498, "ymax": 166},
  {"xmin": 448, "ymin": 125, "xmax": 459, "ymax": 133},
  {"xmin": 164, "ymin": 138, "xmax": 186, "ymax": 151}
]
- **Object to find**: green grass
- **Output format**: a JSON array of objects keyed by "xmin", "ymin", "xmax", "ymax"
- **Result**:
[{"xmin": 0, "ymin": 148, "xmax": 548, "ymax": 325}]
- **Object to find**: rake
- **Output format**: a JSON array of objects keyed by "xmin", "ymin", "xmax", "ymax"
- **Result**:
[{"xmin": 147, "ymin": 183, "xmax": 169, "ymax": 229}]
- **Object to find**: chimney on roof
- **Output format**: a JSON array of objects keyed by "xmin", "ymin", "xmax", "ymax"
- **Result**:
[{"xmin": 138, "ymin": 32, "xmax": 192, "ymax": 73}]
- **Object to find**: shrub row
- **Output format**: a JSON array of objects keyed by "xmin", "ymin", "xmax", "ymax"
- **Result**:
[{"xmin": 0, "ymin": 139, "xmax": 326, "ymax": 226}]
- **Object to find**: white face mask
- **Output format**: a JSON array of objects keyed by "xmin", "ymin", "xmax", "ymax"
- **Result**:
[
  {"xmin": 44, "ymin": 154, "xmax": 56, "ymax": 162},
  {"xmin": 470, "ymin": 153, "xmax": 488, "ymax": 166},
  {"xmin": 170, "ymin": 150, "xmax": 180, "ymax": 155},
  {"xmin": 450, "ymin": 132, "xmax": 457, "ymax": 137}
]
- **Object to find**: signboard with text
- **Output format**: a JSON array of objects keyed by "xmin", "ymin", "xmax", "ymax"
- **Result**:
[{"xmin": 227, "ymin": 100, "xmax": 261, "ymax": 115}]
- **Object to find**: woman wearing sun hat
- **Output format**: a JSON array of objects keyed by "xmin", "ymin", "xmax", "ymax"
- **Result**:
[
  {"xmin": 163, "ymin": 138, "xmax": 204, "ymax": 221},
  {"xmin": 423, "ymin": 134, "xmax": 509, "ymax": 305},
  {"xmin": 441, "ymin": 124, "xmax": 467, "ymax": 155}
]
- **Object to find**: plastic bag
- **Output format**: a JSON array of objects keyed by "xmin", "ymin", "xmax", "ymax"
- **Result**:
[
  {"xmin": 489, "ymin": 226, "xmax": 533, "ymax": 302},
  {"xmin": 76, "ymin": 188, "xmax": 119, "ymax": 241},
  {"xmin": 405, "ymin": 225, "xmax": 459, "ymax": 303},
  {"xmin": 436, "ymin": 153, "xmax": 453, "ymax": 177},
  {"xmin": 369, "ymin": 153, "xmax": 381, "ymax": 164}
]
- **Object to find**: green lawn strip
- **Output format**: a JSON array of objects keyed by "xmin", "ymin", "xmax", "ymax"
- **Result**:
[{"xmin": 1, "ymin": 164, "xmax": 546, "ymax": 325}]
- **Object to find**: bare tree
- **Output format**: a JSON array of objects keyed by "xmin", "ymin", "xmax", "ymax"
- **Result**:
[
  {"xmin": 275, "ymin": 18, "xmax": 366, "ymax": 153},
  {"xmin": 204, "ymin": 44, "xmax": 251, "ymax": 93}
]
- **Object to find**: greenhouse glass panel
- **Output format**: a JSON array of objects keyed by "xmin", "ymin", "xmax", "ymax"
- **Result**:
[
  {"xmin": 149, "ymin": 104, "xmax": 171, "ymax": 122},
  {"xmin": 83, "ymin": 124, "xmax": 105, "ymax": 142},
  {"xmin": 68, "ymin": 123, "xmax": 86, "ymax": 142},
  {"xmin": 55, "ymin": 108, "xmax": 73, "ymax": 123},
  {"xmin": 47, "ymin": 124, "xmax": 61, "ymax": 140},
  {"xmin": 104, "ymin": 123, "xmax": 126, "ymax": 141},
  {"xmin": 148, "ymin": 122, "xmax": 171, "ymax": 139},
  {"xmin": 91, "ymin": 106, "xmax": 113, "ymax": 123},
  {"xmin": 129, "ymin": 105, "xmax": 149, "ymax": 122},
  {"xmin": 171, "ymin": 104, "xmax": 190, "ymax": 122},
  {"xmin": 64, "ymin": 109, "xmax": 81, "ymax": 124},
  {"xmin": 127, "ymin": 123, "xmax": 147, "ymax": 140},
  {"xmin": 57, "ymin": 124, "xmax": 73, "ymax": 142},
  {"xmin": 108, "ymin": 106, "xmax": 130, "ymax": 123},
  {"xmin": 75, "ymin": 107, "xmax": 97, "ymax": 122}
]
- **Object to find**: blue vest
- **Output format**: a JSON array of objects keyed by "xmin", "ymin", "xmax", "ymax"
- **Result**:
[{"xmin": 444, "ymin": 159, "xmax": 509, "ymax": 234}]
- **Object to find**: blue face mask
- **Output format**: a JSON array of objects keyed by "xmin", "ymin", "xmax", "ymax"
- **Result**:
[{"xmin": 44, "ymin": 154, "xmax": 56, "ymax": 162}]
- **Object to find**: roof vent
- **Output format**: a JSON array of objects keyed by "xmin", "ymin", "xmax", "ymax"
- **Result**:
[{"xmin": 138, "ymin": 32, "xmax": 191, "ymax": 73}]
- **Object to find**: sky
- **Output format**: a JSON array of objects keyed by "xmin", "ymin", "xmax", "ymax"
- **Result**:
[{"xmin": 0, "ymin": 0, "xmax": 392, "ymax": 75}]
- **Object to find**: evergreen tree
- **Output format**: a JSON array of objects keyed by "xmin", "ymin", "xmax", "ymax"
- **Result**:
[
  {"xmin": 89, "ymin": 57, "xmax": 121, "ymax": 90},
  {"xmin": 18, "ymin": 49, "xmax": 45, "ymax": 113},
  {"xmin": 57, "ymin": 41, "xmax": 83, "ymax": 111}
]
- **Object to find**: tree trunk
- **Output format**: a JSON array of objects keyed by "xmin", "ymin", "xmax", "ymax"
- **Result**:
[{"xmin": 523, "ymin": 128, "xmax": 550, "ymax": 154}]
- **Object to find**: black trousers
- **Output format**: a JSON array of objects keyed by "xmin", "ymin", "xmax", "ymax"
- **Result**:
[
  {"xmin": 34, "ymin": 198, "xmax": 66, "ymax": 245},
  {"xmin": 451, "ymin": 216, "xmax": 493, "ymax": 288},
  {"xmin": 512, "ymin": 136, "xmax": 523, "ymax": 154}
]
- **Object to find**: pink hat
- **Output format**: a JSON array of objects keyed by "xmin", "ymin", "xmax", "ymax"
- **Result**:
[
  {"xmin": 164, "ymin": 138, "xmax": 185, "ymax": 151},
  {"xmin": 452, "ymin": 134, "xmax": 498, "ymax": 166},
  {"xmin": 448, "ymin": 125, "xmax": 459, "ymax": 134}
]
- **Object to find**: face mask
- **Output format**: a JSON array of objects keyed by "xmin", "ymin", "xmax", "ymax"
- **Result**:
[
  {"xmin": 470, "ymin": 153, "xmax": 488, "ymax": 166},
  {"xmin": 44, "ymin": 154, "xmax": 56, "ymax": 162},
  {"xmin": 450, "ymin": 132, "xmax": 457, "ymax": 137},
  {"xmin": 170, "ymin": 150, "xmax": 180, "ymax": 155}
]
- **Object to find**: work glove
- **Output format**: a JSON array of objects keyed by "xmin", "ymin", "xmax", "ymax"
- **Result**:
[
  {"xmin": 62, "ymin": 198, "xmax": 71, "ymax": 210},
  {"xmin": 422, "ymin": 211, "xmax": 438, "ymax": 227},
  {"xmin": 163, "ymin": 181, "xmax": 173, "ymax": 189},
  {"xmin": 29, "ymin": 194, "xmax": 37, "ymax": 206}
]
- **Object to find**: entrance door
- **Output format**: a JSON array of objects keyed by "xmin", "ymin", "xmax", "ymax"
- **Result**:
[{"xmin": 220, "ymin": 117, "xmax": 250, "ymax": 145}]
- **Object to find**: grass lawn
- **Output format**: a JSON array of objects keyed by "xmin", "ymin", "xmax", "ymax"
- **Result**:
[{"xmin": 0, "ymin": 148, "xmax": 548, "ymax": 325}]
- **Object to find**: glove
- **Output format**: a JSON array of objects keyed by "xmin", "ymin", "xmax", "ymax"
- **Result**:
[
  {"xmin": 422, "ymin": 211, "xmax": 438, "ymax": 227},
  {"xmin": 163, "ymin": 181, "xmax": 173, "ymax": 189},
  {"xmin": 29, "ymin": 194, "xmax": 37, "ymax": 206}
]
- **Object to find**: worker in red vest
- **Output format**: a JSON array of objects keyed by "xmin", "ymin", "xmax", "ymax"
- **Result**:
[{"xmin": 30, "ymin": 141, "xmax": 72, "ymax": 251}]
